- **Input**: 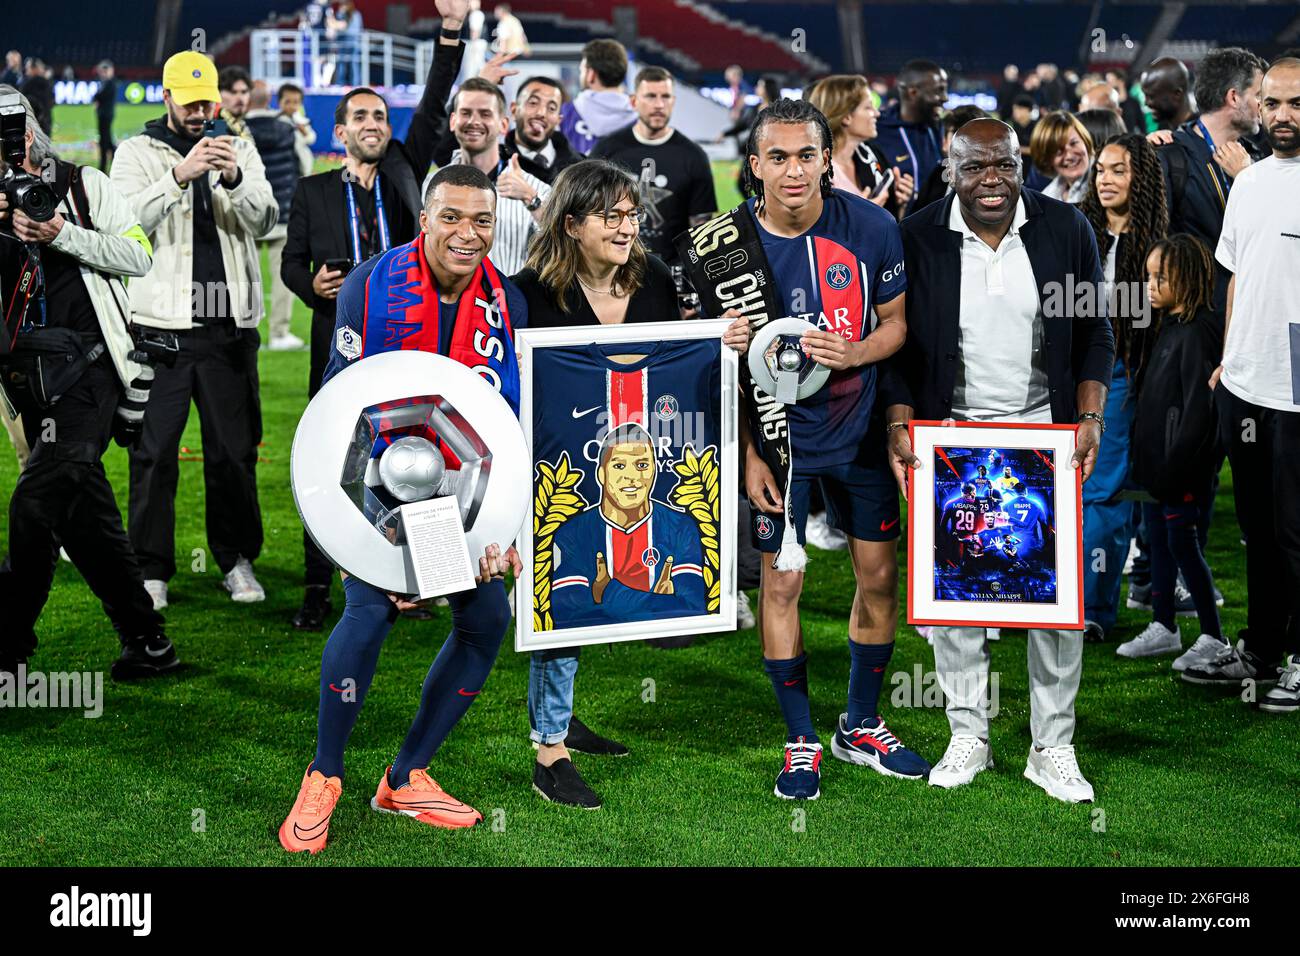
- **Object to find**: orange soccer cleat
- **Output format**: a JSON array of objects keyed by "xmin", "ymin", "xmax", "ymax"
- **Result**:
[
  {"xmin": 371, "ymin": 767, "xmax": 483, "ymax": 829},
  {"xmin": 279, "ymin": 765, "xmax": 343, "ymax": 854}
]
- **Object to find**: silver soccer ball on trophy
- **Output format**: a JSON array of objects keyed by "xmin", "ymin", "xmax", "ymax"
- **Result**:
[
  {"xmin": 378, "ymin": 436, "xmax": 447, "ymax": 502},
  {"xmin": 748, "ymin": 316, "xmax": 832, "ymax": 404}
]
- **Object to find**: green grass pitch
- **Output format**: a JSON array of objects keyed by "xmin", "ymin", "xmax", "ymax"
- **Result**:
[{"xmin": 1, "ymin": 105, "xmax": 1296, "ymax": 867}]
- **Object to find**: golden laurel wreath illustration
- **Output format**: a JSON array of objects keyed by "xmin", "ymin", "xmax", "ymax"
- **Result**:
[
  {"xmin": 668, "ymin": 444, "xmax": 722, "ymax": 612},
  {"xmin": 532, "ymin": 452, "xmax": 588, "ymax": 632}
]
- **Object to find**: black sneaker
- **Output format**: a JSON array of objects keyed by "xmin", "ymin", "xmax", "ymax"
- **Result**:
[
  {"xmin": 532, "ymin": 758, "xmax": 601, "ymax": 809},
  {"xmin": 291, "ymin": 585, "xmax": 334, "ymax": 631},
  {"xmin": 112, "ymin": 634, "xmax": 181, "ymax": 680},
  {"xmin": 566, "ymin": 715, "xmax": 629, "ymax": 757},
  {"xmin": 1083, "ymin": 620, "xmax": 1106, "ymax": 643}
]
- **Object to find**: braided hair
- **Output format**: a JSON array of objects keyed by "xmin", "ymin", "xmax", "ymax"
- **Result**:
[
  {"xmin": 1080, "ymin": 132, "xmax": 1170, "ymax": 371},
  {"xmin": 1148, "ymin": 234, "xmax": 1214, "ymax": 323},
  {"xmin": 739, "ymin": 97, "xmax": 836, "ymax": 212}
]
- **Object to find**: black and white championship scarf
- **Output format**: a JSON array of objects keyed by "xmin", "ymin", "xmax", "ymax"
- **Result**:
[{"xmin": 676, "ymin": 205, "xmax": 805, "ymax": 570}]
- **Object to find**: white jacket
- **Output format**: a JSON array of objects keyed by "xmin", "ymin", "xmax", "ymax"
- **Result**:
[
  {"xmin": 110, "ymin": 126, "xmax": 278, "ymax": 330},
  {"xmin": 0, "ymin": 164, "xmax": 152, "ymax": 417}
]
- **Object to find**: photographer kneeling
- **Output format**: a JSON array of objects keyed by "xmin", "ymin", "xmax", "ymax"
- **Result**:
[{"xmin": 0, "ymin": 88, "xmax": 180, "ymax": 679}]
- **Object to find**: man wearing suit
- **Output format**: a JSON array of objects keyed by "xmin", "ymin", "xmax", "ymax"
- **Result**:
[
  {"xmin": 881, "ymin": 119, "xmax": 1114, "ymax": 804},
  {"xmin": 281, "ymin": 0, "xmax": 468, "ymax": 630}
]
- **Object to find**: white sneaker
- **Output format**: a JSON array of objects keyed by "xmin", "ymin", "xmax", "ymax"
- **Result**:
[
  {"xmin": 804, "ymin": 511, "xmax": 847, "ymax": 551},
  {"xmin": 1259, "ymin": 660, "xmax": 1300, "ymax": 714},
  {"xmin": 928, "ymin": 734, "xmax": 993, "ymax": 789},
  {"xmin": 737, "ymin": 590, "xmax": 756, "ymax": 630},
  {"xmin": 223, "ymin": 557, "xmax": 266, "ymax": 603},
  {"xmin": 1122, "ymin": 536, "xmax": 1139, "ymax": 576},
  {"xmin": 1116, "ymin": 621, "xmax": 1181, "ymax": 659},
  {"xmin": 268, "ymin": 332, "xmax": 305, "ymax": 351},
  {"xmin": 1172, "ymin": 634, "xmax": 1228, "ymax": 673},
  {"xmin": 143, "ymin": 578, "xmax": 168, "ymax": 611},
  {"xmin": 1024, "ymin": 744, "xmax": 1094, "ymax": 803}
]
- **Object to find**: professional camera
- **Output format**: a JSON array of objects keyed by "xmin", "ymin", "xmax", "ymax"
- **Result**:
[
  {"xmin": 670, "ymin": 263, "xmax": 701, "ymax": 315},
  {"xmin": 114, "ymin": 328, "xmax": 181, "ymax": 447},
  {"xmin": 0, "ymin": 92, "xmax": 58, "ymax": 226}
]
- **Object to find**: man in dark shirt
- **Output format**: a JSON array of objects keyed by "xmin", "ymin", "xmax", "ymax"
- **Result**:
[
  {"xmin": 93, "ymin": 60, "xmax": 117, "ymax": 171},
  {"xmin": 591, "ymin": 66, "xmax": 717, "ymax": 264},
  {"xmin": 19, "ymin": 58, "xmax": 54, "ymax": 135},
  {"xmin": 1140, "ymin": 57, "xmax": 1195, "ymax": 132},
  {"xmin": 281, "ymin": 0, "xmax": 468, "ymax": 629}
]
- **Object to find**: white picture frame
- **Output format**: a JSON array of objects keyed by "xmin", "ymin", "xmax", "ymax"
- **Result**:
[{"xmin": 514, "ymin": 319, "xmax": 738, "ymax": 651}]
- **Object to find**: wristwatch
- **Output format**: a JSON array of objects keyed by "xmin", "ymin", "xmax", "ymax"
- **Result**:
[
  {"xmin": 525, "ymin": 193, "xmax": 543, "ymax": 212},
  {"xmin": 1077, "ymin": 411, "xmax": 1106, "ymax": 433}
]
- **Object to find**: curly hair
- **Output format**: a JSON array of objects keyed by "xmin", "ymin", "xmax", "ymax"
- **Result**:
[
  {"xmin": 1194, "ymin": 46, "xmax": 1267, "ymax": 113},
  {"xmin": 1148, "ymin": 234, "xmax": 1214, "ymax": 323},
  {"xmin": 739, "ymin": 97, "xmax": 835, "ymax": 210},
  {"xmin": 1080, "ymin": 132, "xmax": 1169, "ymax": 370}
]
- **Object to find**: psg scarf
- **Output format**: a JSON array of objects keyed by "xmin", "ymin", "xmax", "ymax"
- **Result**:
[
  {"xmin": 676, "ymin": 205, "xmax": 804, "ymax": 570},
  {"xmin": 361, "ymin": 234, "xmax": 520, "ymax": 415}
]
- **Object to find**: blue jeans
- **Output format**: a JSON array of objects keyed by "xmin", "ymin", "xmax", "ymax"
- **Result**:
[
  {"xmin": 528, "ymin": 648, "xmax": 581, "ymax": 744},
  {"xmin": 1083, "ymin": 362, "xmax": 1135, "ymax": 631}
]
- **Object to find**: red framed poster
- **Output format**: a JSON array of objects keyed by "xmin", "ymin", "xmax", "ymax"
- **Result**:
[{"xmin": 907, "ymin": 420, "xmax": 1085, "ymax": 631}]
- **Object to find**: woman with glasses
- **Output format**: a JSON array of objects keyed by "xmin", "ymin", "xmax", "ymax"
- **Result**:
[{"xmin": 511, "ymin": 159, "xmax": 679, "ymax": 809}]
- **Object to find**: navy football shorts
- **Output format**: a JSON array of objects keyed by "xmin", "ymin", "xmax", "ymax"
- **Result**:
[{"xmin": 751, "ymin": 429, "xmax": 901, "ymax": 551}]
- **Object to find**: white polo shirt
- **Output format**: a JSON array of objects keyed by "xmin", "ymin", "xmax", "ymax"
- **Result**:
[
  {"xmin": 949, "ymin": 196, "xmax": 1051, "ymax": 422},
  {"xmin": 1216, "ymin": 154, "xmax": 1300, "ymax": 412}
]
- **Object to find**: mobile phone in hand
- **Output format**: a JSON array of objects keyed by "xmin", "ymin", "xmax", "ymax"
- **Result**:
[
  {"xmin": 324, "ymin": 258, "xmax": 355, "ymax": 276},
  {"xmin": 203, "ymin": 118, "xmax": 230, "ymax": 138}
]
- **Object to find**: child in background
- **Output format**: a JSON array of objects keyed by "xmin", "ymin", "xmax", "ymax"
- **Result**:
[{"xmin": 1117, "ymin": 235, "xmax": 1224, "ymax": 672}]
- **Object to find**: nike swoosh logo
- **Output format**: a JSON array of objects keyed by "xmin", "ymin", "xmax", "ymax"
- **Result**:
[
  {"xmin": 895, "ymin": 154, "xmax": 908, "ymax": 163},
  {"xmin": 783, "ymin": 679, "xmax": 800, "ymax": 686},
  {"xmin": 144, "ymin": 644, "xmax": 171, "ymax": 657},
  {"xmin": 458, "ymin": 688, "xmax": 481, "ymax": 696},
  {"xmin": 571, "ymin": 405, "xmax": 601, "ymax": 418},
  {"xmin": 293, "ymin": 817, "xmax": 329, "ymax": 838},
  {"xmin": 329, "ymin": 683, "xmax": 346, "ymax": 693},
  {"xmin": 880, "ymin": 518, "xmax": 900, "ymax": 531}
]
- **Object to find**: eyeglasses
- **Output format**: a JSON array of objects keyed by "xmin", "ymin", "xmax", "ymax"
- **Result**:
[{"xmin": 589, "ymin": 206, "xmax": 645, "ymax": 228}]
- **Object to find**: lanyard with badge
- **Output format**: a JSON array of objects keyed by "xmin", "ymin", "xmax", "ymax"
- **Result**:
[
  {"xmin": 1195, "ymin": 119, "xmax": 1232, "ymax": 205},
  {"xmin": 344, "ymin": 173, "xmax": 390, "ymax": 261}
]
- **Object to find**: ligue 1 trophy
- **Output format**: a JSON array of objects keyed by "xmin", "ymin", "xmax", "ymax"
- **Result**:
[
  {"xmin": 291, "ymin": 351, "xmax": 530, "ymax": 594},
  {"xmin": 748, "ymin": 316, "xmax": 832, "ymax": 404}
]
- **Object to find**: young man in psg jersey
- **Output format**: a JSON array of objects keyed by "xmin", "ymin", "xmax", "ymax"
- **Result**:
[{"xmin": 733, "ymin": 98, "xmax": 931, "ymax": 799}]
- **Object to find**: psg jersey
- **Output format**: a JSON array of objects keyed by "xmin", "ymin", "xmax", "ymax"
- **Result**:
[{"xmin": 747, "ymin": 191, "xmax": 907, "ymax": 469}]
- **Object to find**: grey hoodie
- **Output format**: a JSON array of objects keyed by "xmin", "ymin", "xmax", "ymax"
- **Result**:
[{"xmin": 559, "ymin": 90, "xmax": 637, "ymax": 155}]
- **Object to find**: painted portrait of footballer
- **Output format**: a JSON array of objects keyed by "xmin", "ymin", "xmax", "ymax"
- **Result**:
[
  {"xmin": 514, "ymin": 321, "xmax": 739, "ymax": 650},
  {"xmin": 932, "ymin": 446, "xmax": 1058, "ymax": 605}
]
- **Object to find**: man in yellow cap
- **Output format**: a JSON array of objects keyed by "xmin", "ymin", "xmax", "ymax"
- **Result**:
[{"xmin": 109, "ymin": 50, "xmax": 278, "ymax": 613}]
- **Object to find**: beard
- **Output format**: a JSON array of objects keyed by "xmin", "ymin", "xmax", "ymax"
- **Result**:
[
  {"xmin": 167, "ymin": 103, "xmax": 206, "ymax": 140},
  {"xmin": 1266, "ymin": 121, "xmax": 1300, "ymax": 154},
  {"xmin": 346, "ymin": 131, "xmax": 386, "ymax": 162}
]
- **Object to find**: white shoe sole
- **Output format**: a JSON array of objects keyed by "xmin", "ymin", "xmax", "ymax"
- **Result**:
[
  {"xmin": 370, "ymin": 796, "xmax": 421, "ymax": 819},
  {"xmin": 1116, "ymin": 640, "xmax": 1181, "ymax": 659},
  {"xmin": 773, "ymin": 782, "xmax": 819, "ymax": 800},
  {"xmin": 1126, "ymin": 597, "xmax": 1152, "ymax": 610},
  {"xmin": 927, "ymin": 756, "xmax": 993, "ymax": 789},
  {"xmin": 1023, "ymin": 764, "xmax": 1093, "ymax": 803},
  {"xmin": 830, "ymin": 736, "xmax": 927, "ymax": 780},
  {"xmin": 227, "ymin": 591, "xmax": 266, "ymax": 603},
  {"xmin": 1258, "ymin": 700, "xmax": 1299, "ymax": 714}
]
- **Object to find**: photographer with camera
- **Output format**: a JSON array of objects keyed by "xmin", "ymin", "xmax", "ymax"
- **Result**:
[
  {"xmin": 110, "ymin": 51, "xmax": 278, "ymax": 612},
  {"xmin": 0, "ymin": 87, "xmax": 180, "ymax": 680}
]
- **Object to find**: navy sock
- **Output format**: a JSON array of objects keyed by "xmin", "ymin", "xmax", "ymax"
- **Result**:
[
  {"xmin": 763, "ymin": 653, "xmax": 817, "ymax": 742},
  {"xmin": 313, "ymin": 576, "xmax": 398, "ymax": 780},
  {"xmin": 847, "ymin": 640, "xmax": 894, "ymax": 727},
  {"xmin": 389, "ymin": 580, "xmax": 509, "ymax": 785}
]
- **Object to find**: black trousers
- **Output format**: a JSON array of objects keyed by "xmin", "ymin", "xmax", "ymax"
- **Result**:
[
  {"xmin": 0, "ymin": 362, "xmax": 164, "ymax": 660},
  {"xmin": 128, "ymin": 324, "xmax": 263, "ymax": 581},
  {"xmin": 1217, "ymin": 387, "xmax": 1300, "ymax": 663},
  {"xmin": 97, "ymin": 114, "xmax": 114, "ymax": 171},
  {"xmin": 303, "ymin": 312, "xmax": 336, "ymax": 587}
]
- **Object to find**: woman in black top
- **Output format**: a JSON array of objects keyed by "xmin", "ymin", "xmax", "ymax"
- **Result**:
[{"xmin": 513, "ymin": 162, "xmax": 679, "ymax": 329}]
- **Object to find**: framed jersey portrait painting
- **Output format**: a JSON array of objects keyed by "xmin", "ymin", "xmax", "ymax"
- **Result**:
[
  {"xmin": 514, "ymin": 320, "xmax": 739, "ymax": 651},
  {"xmin": 907, "ymin": 421, "xmax": 1084, "ymax": 631}
]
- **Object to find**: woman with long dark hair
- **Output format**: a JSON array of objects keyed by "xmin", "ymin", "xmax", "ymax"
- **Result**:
[
  {"xmin": 513, "ymin": 159, "xmax": 748, "ymax": 807},
  {"xmin": 1077, "ymin": 132, "xmax": 1169, "ymax": 642}
]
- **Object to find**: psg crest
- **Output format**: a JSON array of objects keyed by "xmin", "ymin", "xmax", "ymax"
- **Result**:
[
  {"xmin": 290, "ymin": 351, "xmax": 530, "ymax": 593},
  {"xmin": 748, "ymin": 316, "xmax": 832, "ymax": 405}
]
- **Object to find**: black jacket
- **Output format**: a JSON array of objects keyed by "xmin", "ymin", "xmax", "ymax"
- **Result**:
[
  {"xmin": 20, "ymin": 75, "xmax": 54, "ymax": 135},
  {"xmin": 512, "ymin": 254, "xmax": 678, "ymax": 328},
  {"xmin": 881, "ymin": 189, "xmax": 1115, "ymax": 424},
  {"xmin": 245, "ymin": 113, "xmax": 299, "ymax": 225},
  {"xmin": 282, "ymin": 37, "xmax": 463, "ymax": 393},
  {"xmin": 1131, "ymin": 305, "xmax": 1221, "ymax": 504}
]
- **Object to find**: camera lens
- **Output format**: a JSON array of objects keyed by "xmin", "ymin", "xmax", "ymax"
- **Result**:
[{"xmin": 19, "ymin": 181, "xmax": 58, "ymax": 222}]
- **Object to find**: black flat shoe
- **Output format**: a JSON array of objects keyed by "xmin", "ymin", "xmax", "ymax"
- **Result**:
[
  {"xmin": 566, "ymin": 715, "xmax": 629, "ymax": 757},
  {"xmin": 112, "ymin": 634, "xmax": 181, "ymax": 680},
  {"xmin": 532, "ymin": 758, "xmax": 601, "ymax": 809},
  {"xmin": 292, "ymin": 586, "xmax": 333, "ymax": 630}
]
